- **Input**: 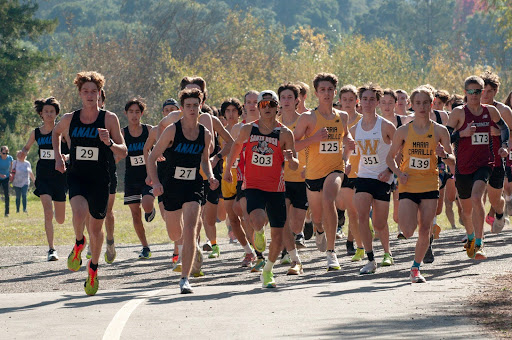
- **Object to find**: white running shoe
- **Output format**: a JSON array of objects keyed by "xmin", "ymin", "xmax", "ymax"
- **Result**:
[
  {"xmin": 492, "ymin": 216, "xmax": 508, "ymax": 234},
  {"xmin": 326, "ymin": 251, "xmax": 340, "ymax": 271},
  {"xmin": 47, "ymin": 248, "xmax": 59, "ymax": 261},
  {"xmin": 359, "ymin": 260, "xmax": 377, "ymax": 275},
  {"xmin": 179, "ymin": 277, "xmax": 193, "ymax": 294},
  {"xmin": 315, "ymin": 232, "xmax": 327, "ymax": 252}
]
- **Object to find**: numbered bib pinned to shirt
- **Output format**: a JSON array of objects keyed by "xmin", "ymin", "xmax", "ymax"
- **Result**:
[
  {"xmin": 174, "ymin": 166, "xmax": 196, "ymax": 180},
  {"xmin": 409, "ymin": 157, "xmax": 430, "ymax": 170},
  {"xmin": 76, "ymin": 146, "xmax": 99, "ymax": 161},
  {"xmin": 40, "ymin": 149, "xmax": 55, "ymax": 160},
  {"xmin": 130, "ymin": 155, "xmax": 145, "ymax": 166},
  {"xmin": 319, "ymin": 141, "xmax": 339, "ymax": 154},
  {"xmin": 361, "ymin": 155, "xmax": 380, "ymax": 166},
  {"xmin": 471, "ymin": 132, "xmax": 489, "ymax": 145},
  {"xmin": 251, "ymin": 152, "xmax": 273, "ymax": 167}
]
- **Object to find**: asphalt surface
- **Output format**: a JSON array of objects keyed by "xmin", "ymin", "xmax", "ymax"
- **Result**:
[{"xmin": 1, "ymin": 226, "xmax": 511, "ymax": 339}]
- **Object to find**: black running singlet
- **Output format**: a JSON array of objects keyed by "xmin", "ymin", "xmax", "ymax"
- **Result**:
[
  {"xmin": 124, "ymin": 124, "xmax": 149, "ymax": 183},
  {"xmin": 68, "ymin": 110, "xmax": 110, "ymax": 179},
  {"xmin": 35, "ymin": 128, "xmax": 68, "ymax": 178}
]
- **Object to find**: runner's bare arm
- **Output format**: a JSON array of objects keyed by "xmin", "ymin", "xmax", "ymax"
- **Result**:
[
  {"xmin": 157, "ymin": 110, "xmax": 180, "ymax": 139},
  {"xmin": 223, "ymin": 125, "xmax": 251, "ymax": 182},
  {"xmin": 199, "ymin": 113, "xmax": 215, "ymax": 154},
  {"xmin": 294, "ymin": 113, "xmax": 326, "ymax": 151},
  {"xmin": 436, "ymin": 124, "xmax": 455, "ymax": 168},
  {"xmin": 104, "ymin": 112, "xmax": 127, "ymax": 159},
  {"xmin": 202, "ymin": 130, "xmax": 219, "ymax": 190},
  {"xmin": 386, "ymin": 125, "xmax": 407, "ymax": 178},
  {"xmin": 52, "ymin": 113, "xmax": 73, "ymax": 173},
  {"xmin": 282, "ymin": 128, "xmax": 299, "ymax": 171},
  {"xmin": 211, "ymin": 115, "xmax": 234, "ymax": 165},
  {"xmin": 21, "ymin": 130, "xmax": 36, "ymax": 155},
  {"xmin": 147, "ymin": 124, "xmax": 176, "ymax": 195}
]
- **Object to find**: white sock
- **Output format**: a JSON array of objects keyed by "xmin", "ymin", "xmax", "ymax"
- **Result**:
[
  {"xmin": 177, "ymin": 245, "xmax": 183, "ymax": 259},
  {"xmin": 433, "ymin": 216, "xmax": 437, "ymax": 226},
  {"xmin": 263, "ymin": 260, "xmax": 275, "ymax": 272},
  {"xmin": 243, "ymin": 243, "xmax": 254, "ymax": 255},
  {"xmin": 506, "ymin": 194, "xmax": 512, "ymax": 201},
  {"xmin": 289, "ymin": 248, "xmax": 300, "ymax": 263}
]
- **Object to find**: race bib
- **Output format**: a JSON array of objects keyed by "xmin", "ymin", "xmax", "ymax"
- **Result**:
[
  {"xmin": 40, "ymin": 149, "xmax": 55, "ymax": 160},
  {"xmin": 471, "ymin": 132, "xmax": 489, "ymax": 145},
  {"xmin": 361, "ymin": 155, "xmax": 380, "ymax": 166},
  {"xmin": 251, "ymin": 152, "xmax": 273, "ymax": 167},
  {"xmin": 130, "ymin": 155, "xmax": 145, "ymax": 166},
  {"xmin": 76, "ymin": 146, "xmax": 99, "ymax": 161},
  {"xmin": 232, "ymin": 158, "xmax": 240, "ymax": 169},
  {"xmin": 320, "ymin": 141, "xmax": 339, "ymax": 154},
  {"xmin": 174, "ymin": 166, "xmax": 196, "ymax": 180},
  {"xmin": 409, "ymin": 157, "xmax": 430, "ymax": 170}
]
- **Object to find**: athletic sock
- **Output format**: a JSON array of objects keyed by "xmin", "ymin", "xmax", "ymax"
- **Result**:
[
  {"xmin": 106, "ymin": 238, "xmax": 114, "ymax": 246},
  {"xmin": 76, "ymin": 237, "xmax": 85, "ymax": 245},
  {"xmin": 346, "ymin": 240, "xmax": 354, "ymax": 248},
  {"xmin": 89, "ymin": 262, "xmax": 98, "ymax": 271},
  {"xmin": 143, "ymin": 246, "xmax": 150, "ymax": 251},
  {"xmin": 366, "ymin": 251, "xmax": 375, "ymax": 262},
  {"xmin": 506, "ymin": 194, "xmax": 512, "ymax": 201},
  {"xmin": 289, "ymin": 249, "xmax": 300, "ymax": 263},
  {"xmin": 496, "ymin": 213, "xmax": 504, "ymax": 220},
  {"xmin": 317, "ymin": 230, "xmax": 324, "ymax": 235},
  {"xmin": 433, "ymin": 216, "xmax": 437, "ymax": 225},
  {"xmin": 429, "ymin": 235, "xmax": 434, "ymax": 245},
  {"xmin": 263, "ymin": 260, "xmax": 275, "ymax": 272},
  {"xmin": 468, "ymin": 232, "xmax": 475, "ymax": 241},
  {"xmin": 178, "ymin": 245, "xmax": 183, "ymax": 256},
  {"xmin": 412, "ymin": 261, "xmax": 421, "ymax": 269},
  {"xmin": 475, "ymin": 238, "xmax": 482, "ymax": 247},
  {"xmin": 243, "ymin": 244, "xmax": 253, "ymax": 254},
  {"xmin": 255, "ymin": 250, "xmax": 264, "ymax": 259},
  {"xmin": 211, "ymin": 239, "xmax": 217, "ymax": 246}
]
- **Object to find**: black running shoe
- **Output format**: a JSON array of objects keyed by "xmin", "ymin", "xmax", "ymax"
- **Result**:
[
  {"xmin": 423, "ymin": 245, "xmax": 434, "ymax": 263},
  {"xmin": 346, "ymin": 241, "xmax": 356, "ymax": 256},
  {"xmin": 145, "ymin": 208, "xmax": 156, "ymax": 222},
  {"xmin": 304, "ymin": 221, "xmax": 314, "ymax": 240}
]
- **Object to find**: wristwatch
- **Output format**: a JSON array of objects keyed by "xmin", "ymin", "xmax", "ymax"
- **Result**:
[{"xmin": 108, "ymin": 139, "xmax": 114, "ymax": 147}]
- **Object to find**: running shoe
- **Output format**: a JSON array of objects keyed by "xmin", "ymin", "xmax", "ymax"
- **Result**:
[
  {"xmin": 47, "ymin": 248, "xmax": 59, "ymax": 261},
  {"xmin": 315, "ymin": 231, "xmax": 327, "ymax": 252},
  {"xmin": 304, "ymin": 221, "xmax": 314, "ymax": 240},
  {"xmin": 172, "ymin": 253, "xmax": 179, "ymax": 264},
  {"xmin": 179, "ymin": 277, "xmax": 193, "ymax": 294},
  {"xmin": 202, "ymin": 241, "xmax": 212, "ymax": 252},
  {"xmin": 295, "ymin": 233, "xmax": 306, "ymax": 249},
  {"xmin": 326, "ymin": 251, "xmax": 341, "ymax": 271},
  {"xmin": 261, "ymin": 270, "xmax": 276, "ymax": 288},
  {"xmin": 474, "ymin": 246, "xmax": 487, "ymax": 260},
  {"xmin": 138, "ymin": 247, "xmax": 151, "ymax": 259},
  {"xmin": 241, "ymin": 253, "xmax": 256, "ymax": 267},
  {"xmin": 191, "ymin": 244, "xmax": 203, "ymax": 276},
  {"xmin": 251, "ymin": 258, "xmax": 266, "ymax": 272},
  {"xmin": 104, "ymin": 240, "xmax": 116, "ymax": 264},
  {"xmin": 351, "ymin": 248, "xmax": 365, "ymax": 262},
  {"xmin": 409, "ymin": 267, "xmax": 426, "ymax": 283},
  {"xmin": 397, "ymin": 232, "xmax": 406, "ymax": 240},
  {"xmin": 287, "ymin": 261, "xmax": 304, "ymax": 275},
  {"xmin": 84, "ymin": 261, "xmax": 99, "ymax": 296},
  {"xmin": 173, "ymin": 263, "xmax": 182, "ymax": 272},
  {"xmin": 67, "ymin": 236, "xmax": 86, "ymax": 272},
  {"xmin": 360, "ymin": 260, "xmax": 377, "ymax": 275},
  {"xmin": 208, "ymin": 244, "xmax": 220, "ymax": 259},
  {"xmin": 192, "ymin": 271, "xmax": 205, "ymax": 278},
  {"xmin": 491, "ymin": 216, "xmax": 508, "ymax": 234},
  {"xmin": 228, "ymin": 230, "xmax": 238, "ymax": 244},
  {"xmin": 86, "ymin": 245, "xmax": 92, "ymax": 259},
  {"xmin": 346, "ymin": 241, "xmax": 356, "ymax": 256},
  {"xmin": 335, "ymin": 226, "xmax": 345, "ymax": 240},
  {"xmin": 254, "ymin": 229, "xmax": 266, "ymax": 253},
  {"xmin": 144, "ymin": 208, "xmax": 156, "ymax": 222},
  {"xmin": 369, "ymin": 221, "xmax": 376, "ymax": 240},
  {"xmin": 506, "ymin": 199, "xmax": 512, "ymax": 216},
  {"xmin": 381, "ymin": 253, "xmax": 394, "ymax": 267},
  {"xmin": 461, "ymin": 235, "xmax": 468, "ymax": 243},
  {"xmin": 433, "ymin": 224, "xmax": 441, "ymax": 239},
  {"xmin": 280, "ymin": 250, "xmax": 291, "ymax": 265},
  {"xmin": 485, "ymin": 214, "xmax": 495, "ymax": 227},
  {"xmin": 465, "ymin": 238, "xmax": 476, "ymax": 258},
  {"xmin": 423, "ymin": 245, "xmax": 434, "ymax": 263}
]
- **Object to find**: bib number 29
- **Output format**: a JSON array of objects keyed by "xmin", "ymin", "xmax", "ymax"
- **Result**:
[{"xmin": 76, "ymin": 146, "xmax": 99, "ymax": 161}]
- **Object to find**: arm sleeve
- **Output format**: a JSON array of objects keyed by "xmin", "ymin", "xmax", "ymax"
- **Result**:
[{"xmin": 496, "ymin": 118, "xmax": 510, "ymax": 146}]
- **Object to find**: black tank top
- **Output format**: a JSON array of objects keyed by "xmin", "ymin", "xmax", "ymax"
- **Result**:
[
  {"xmin": 396, "ymin": 115, "xmax": 402, "ymax": 128},
  {"xmin": 35, "ymin": 128, "xmax": 67, "ymax": 178},
  {"xmin": 162, "ymin": 120, "xmax": 205, "ymax": 184},
  {"xmin": 124, "ymin": 124, "xmax": 149, "ymax": 183},
  {"xmin": 68, "ymin": 110, "xmax": 110, "ymax": 180}
]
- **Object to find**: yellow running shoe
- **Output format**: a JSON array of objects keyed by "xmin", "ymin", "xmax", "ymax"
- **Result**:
[
  {"xmin": 208, "ymin": 244, "xmax": 220, "ymax": 259},
  {"xmin": 465, "ymin": 238, "xmax": 476, "ymax": 259},
  {"xmin": 381, "ymin": 253, "xmax": 394, "ymax": 266},
  {"xmin": 254, "ymin": 229, "xmax": 266, "ymax": 253},
  {"xmin": 84, "ymin": 261, "xmax": 99, "ymax": 296},
  {"xmin": 67, "ymin": 236, "xmax": 86, "ymax": 272},
  {"xmin": 261, "ymin": 270, "xmax": 276, "ymax": 288},
  {"xmin": 351, "ymin": 248, "xmax": 365, "ymax": 262}
]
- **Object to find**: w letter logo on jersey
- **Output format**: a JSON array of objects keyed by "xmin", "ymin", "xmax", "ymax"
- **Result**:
[{"xmin": 357, "ymin": 139, "xmax": 379, "ymax": 155}]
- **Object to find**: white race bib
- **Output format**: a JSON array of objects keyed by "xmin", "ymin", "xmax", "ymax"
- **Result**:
[
  {"xmin": 130, "ymin": 155, "xmax": 145, "ymax": 166},
  {"xmin": 76, "ymin": 146, "xmax": 99, "ymax": 161},
  {"xmin": 319, "ymin": 141, "xmax": 339, "ymax": 154},
  {"xmin": 471, "ymin": 132, "xmax": 489, "ymax": 145},
  {"xmin": 174, "ymin": 166, "xmax": 196, "ymax": 180},
  {"xmin": 251, "ymin": 152, "xmax": 273, "ymax": 167},
  {"xmin": 40, "ymin": 149, "xmax": 55, "ymax": 160},
  {"xmin": 361, "ymin": 155, "xmax": 380, "ymax": 166},
  {"xmin": 409, "ymin": 157, "xmax": 430, "ymax": 170},
  {"xmin": 232, "ymin": 158, "xmax": 240, "ymax": 169}
]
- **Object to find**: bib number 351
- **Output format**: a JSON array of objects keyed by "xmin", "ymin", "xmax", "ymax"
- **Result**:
[
  {"xmin": 76, "ymin": 146, "xmax": 99, "ymax": 161},
  {"xmin": 251, "ymin": 152, "xmax": 273, "ymax": 167}
]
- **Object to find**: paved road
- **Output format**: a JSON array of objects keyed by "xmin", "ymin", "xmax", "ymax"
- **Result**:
[{"xmin": 1, "ymin": 227, "xmax": 510, "ymax": 339}]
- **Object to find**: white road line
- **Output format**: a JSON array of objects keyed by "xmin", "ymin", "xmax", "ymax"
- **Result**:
[{"xmin": 103, "ymin": 289, "xmax": 161, "ymax": 340}]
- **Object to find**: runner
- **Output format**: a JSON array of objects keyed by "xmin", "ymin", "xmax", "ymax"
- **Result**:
[
  {"xmin": 447, "ymin": 75, "xmax": 509, "ymax": 260},
  {"xmin": 386, "ymin": 86, "xmax": 455, "ymax": 283},
  {"xmin": 122, "ymin": 98, "xmax": 156, "ymax": 259},
  {"xmin": 480, "ymin": 71, "xmax": 512, "ymax": 232},
  {"xmin": 395, "ymin": 89, "xmax": 410, "ymax": 116},
  {"xmin": 224, "ymin": 90, "xmax": 299, "ymax": 287},
  {"xmin": 336, "ymin": 85, "xmax": 365, "ymax": 261},
  {"xmin": 20, "ymin": 97, "xmax": 69, "ymax": 261},
  {"xmin": 52, "ymin": 71, "xmax": 127, "ymax": 295},
  {"xmin": 352, "ymin": 83, "xmax": 396, "ymax": 274},
  {"xmin": 504, "ymin": 91, "xmax": 512, "ymax": 215},
  {"xmin": 293, "ymin": 73, "xmax": 353, "ymax": 271},
  {"xmin": 277, "ymin": 83, "xmax": 306, "ymax": 274},
  {"xmin": 147, "ymin": 88, "xmax": 218, "ymax": 294},
  {"xmin": 433, "ymin": 90, "xmax": 450, "ymax": 111},
  {"xmin": 219, "ymin": 98, "xmax": 256, "ymax": 267}
]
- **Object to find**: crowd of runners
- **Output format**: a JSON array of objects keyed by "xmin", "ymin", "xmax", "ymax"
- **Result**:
[{"xmin": 18, "ymin": 70, "xmax": 512, "ymax": 295}]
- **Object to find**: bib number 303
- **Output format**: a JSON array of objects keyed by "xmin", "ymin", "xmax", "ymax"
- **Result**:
[
  {"xmin": 320, "ymin": 141, "xmax": 339, "ymax": 154},
  {"xmin": 174, "ymin": 166, "xmax": 196, "ymax": 180},
  {"xmin": 76, "ymin": 146, "xmax": 99, "ymax": 161},
  {"xmin": 251, "ymin": 152, "xmax": 273, "ymax": 167}
]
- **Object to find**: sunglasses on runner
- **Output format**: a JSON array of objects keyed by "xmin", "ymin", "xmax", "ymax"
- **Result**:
[
  {"xmin": 466, "ymin": 89, "xmax": 482, "ymax": 95},
  {"xmin": 258, "ymin": 100, "xmax": 278, "ymax": 109}
]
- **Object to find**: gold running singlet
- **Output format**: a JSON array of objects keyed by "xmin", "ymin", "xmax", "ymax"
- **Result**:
[
  {"xmin": 399, "ymin": 122, "xmax": 439, "ymax": 193},
  {"xmin": 305, "ymin": 109, "xmax": 345, "ymax": 180}
]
